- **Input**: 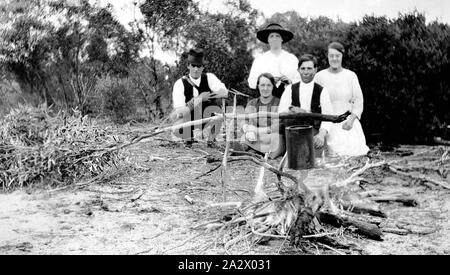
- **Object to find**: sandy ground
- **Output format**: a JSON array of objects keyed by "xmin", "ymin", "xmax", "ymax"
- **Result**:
[{"xmin": 1, "ymin": 130, "xmax": 449, "ymax": 255}]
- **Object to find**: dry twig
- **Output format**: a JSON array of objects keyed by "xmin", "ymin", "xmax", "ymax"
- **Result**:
[{"xmin": 389, "ymin": 166, "xmax": 450, "ymax": 190}]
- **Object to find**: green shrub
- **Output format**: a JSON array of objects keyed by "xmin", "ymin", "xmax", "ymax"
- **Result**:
[{"xmin": 102, "ymin": 82, "xmax": 136, "ymax": 124}]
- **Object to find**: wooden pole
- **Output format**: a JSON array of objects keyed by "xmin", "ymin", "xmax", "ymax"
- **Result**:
[
  {"xmin": 254, "ymin": 153, "xmax": 270, "ymax": 201},
  {"xmin": 223, "ymin": 110, "xmax": 351, "ymax": 123},
  {"xmin": 221, "ymin": 98, "xmax": 228, "ymax": 201}
]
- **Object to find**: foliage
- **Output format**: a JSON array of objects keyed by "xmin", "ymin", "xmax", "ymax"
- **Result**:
[
  {"xmin": 0, "ymin": 0, "xmax": 55, "ymax": 103},
  {"xmin": 126, "ymin": 58, "xmax": 173, "ymax": 120},
  {"xmin": 0, "ymin": 104, "xmax": 124, "ymax": 190},
  {"xmin": 344, "ymin": 13, "xmax": 450, "ymax": 143},
  {"xmin": 0, "ymin": 0, "xmax": 142, "ymax": 113},
  {"xmin": 101, "ymin": 81, "xmax": 136, "ymax": 124},
  {"xmin": 139, "ymin": 0, "xmax": 198, "ymax": 51}
]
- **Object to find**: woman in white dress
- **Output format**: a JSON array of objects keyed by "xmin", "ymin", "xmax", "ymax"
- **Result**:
[{"xmin": 315, "ymin": 42, "xmax": 370, "ymax": 156}]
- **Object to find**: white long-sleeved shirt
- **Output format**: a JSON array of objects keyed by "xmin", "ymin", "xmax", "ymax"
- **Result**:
[
  {"xmin": 314, "ymin": 68, "xmax": 364, "ymax": 119},
  {"xmin": 278, "ymin": 81, "xmax": 334, "ymax": 133},
  {"xmin": 172, "ymin": 73, "xmax": 227, "ymax": 109},
  {"xmin": 247, "ymin": 50, "xmax": 300, "ymax": 89}
]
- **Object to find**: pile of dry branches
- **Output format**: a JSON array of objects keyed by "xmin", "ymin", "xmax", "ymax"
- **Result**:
[{"xmin": 0, "ymin": 104, "xmax": 127, "ymax": 190}]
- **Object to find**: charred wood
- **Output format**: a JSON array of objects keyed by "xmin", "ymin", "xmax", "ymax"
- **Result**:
[
  {"xmin": 317, "ymin": 211, "xmax": 383, "ymax": 241},
  {"xmin": 369, "ymin": 195, "xmax": 418, "ymax": 207},
  {"xmin": 340, "ymin": 201, "xmax": 388, "ymax": 218}
]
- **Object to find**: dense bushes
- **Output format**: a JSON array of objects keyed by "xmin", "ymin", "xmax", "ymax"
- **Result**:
[
  {"xmin": 102, "ymin": 83, "xmax": 135, "ymax": 124},
  {"xmin": 274, "ymin": 12, "xmax": 450, "ymax": 144},
  {"xmin": 343, "ymin": 13, "xmax": 450, "ymax": 144}
]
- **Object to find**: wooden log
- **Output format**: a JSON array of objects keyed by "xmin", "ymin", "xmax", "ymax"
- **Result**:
[
  {"xmin": 340, "ymin": 201, "xmax": 387, "ymax": 218},
  {"xmin": 390, "ymin": 164, "xmax": 444, "ymax": 174},
  {"xmin": 223, "ymin": 110, "xmax": 351, "ymax": 123},
  {"xmin": 389, "ymin": 166, "xmax": 450, "ymax": 190},
  {"xmin": 381, "ymin": 228, "xmax": 409, "ymax": 235},
  {"xmin": 369, "ymin": 195, "xmax": 418, "ymax": 207},
  {"xmin": 317, "ymin": 211, "xmax": 383, "ymax": 241}
]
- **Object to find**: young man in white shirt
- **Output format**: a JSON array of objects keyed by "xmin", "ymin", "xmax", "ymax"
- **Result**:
[
  {"xmin": 171, "ymin": 48, "xmax": 228, "ymax": 144},
  {"xmin": 278, "ymin": 54, "xmax": 333, "ymax": 151}
]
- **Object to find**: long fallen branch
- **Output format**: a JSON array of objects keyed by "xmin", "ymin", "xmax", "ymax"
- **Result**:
[
  {"xmin": 389, "ymin": 166, "xmax": 450, "ymax": 190},
  {"xmin": 381, "ymin": 228, "xmax": 409, "ymax": 235},
  {"xmin": 390, "ymin": 164, "xmax": 447, "ymax": 175},
  {"xmin": 81, "ymin": 111, "xmax": 350, "ymax": 163},
  {"xmin": 222, "ymin": 110, "xmax": 351, "ymax": 123},
  {"xmin": 333, "ymin": 160, "xmax": 387, "ymax": 187},
  {"xmin": 382, "ymin": 226, "xmax": 439, "ymax": 236},
  {"xmin": 369, "ymin": 194, "xmax": 418, "ymax": 207},
  {"xmin": 194, "ymin": 163, "xmax": 222, "ymax": 179}
]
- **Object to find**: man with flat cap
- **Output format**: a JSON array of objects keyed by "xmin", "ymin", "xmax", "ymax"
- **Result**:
[
  {"xmin": 171, "ymin": 48, "xmax": 229, "ymax": 144},
  {"xmin": 248, "ymin": 23, "xmax": 300, "ymax": 98}
]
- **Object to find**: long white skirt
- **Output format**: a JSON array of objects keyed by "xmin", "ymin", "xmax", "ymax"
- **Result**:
[{"xmin": 326, "ymin": 119, "xmax": 370, "ymax": 157}]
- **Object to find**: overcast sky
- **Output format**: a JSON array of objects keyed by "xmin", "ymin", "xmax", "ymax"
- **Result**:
[
  {"xmin": 106, "ymin": 0, "xmax": 450, "ymax": 26},
  {"xmin": 200, "ymin": 0, "xmax": 450, "ymax": 24}
]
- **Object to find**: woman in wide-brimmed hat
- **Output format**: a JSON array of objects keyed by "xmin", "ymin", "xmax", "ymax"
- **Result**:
[{"xmin": 247, "ymin": 23, "xmax": 300, "ymax": 98}]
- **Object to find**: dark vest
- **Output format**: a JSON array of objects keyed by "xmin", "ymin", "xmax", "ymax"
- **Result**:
[
  {"xmin": 181, "ymin": 74, "xmax": 214, "ymax": 119},
  {"xmin": 182, "ymin": 74, "xmax": 211, "ymax": 103},
  {"xmin": 290, "ymin": 82, "xmax": 323, "ymax": 130},
  {"xmin": 177, "ymin": 74, "xmax": 214, "ymax": 140}
]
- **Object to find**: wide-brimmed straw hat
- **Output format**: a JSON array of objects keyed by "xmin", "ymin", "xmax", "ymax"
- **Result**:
[{"xmin": 256, "ymin": 23, "xmax": 294, "ymax": 44}]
